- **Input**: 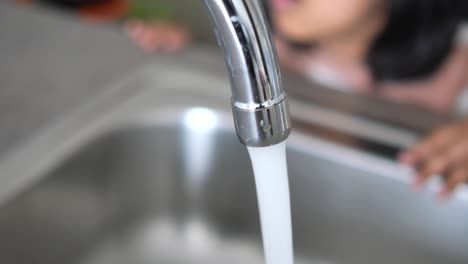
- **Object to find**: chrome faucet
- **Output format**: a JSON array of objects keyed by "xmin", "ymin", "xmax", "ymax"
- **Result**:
[{"xmin": 203, "ymin": 0, "xmax": 291, "ymax": 147}]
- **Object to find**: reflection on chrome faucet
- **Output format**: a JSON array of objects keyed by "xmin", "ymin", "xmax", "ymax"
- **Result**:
[{"xmin": 203, "ymin": 0, "xmax": 291, "ymax": 147}]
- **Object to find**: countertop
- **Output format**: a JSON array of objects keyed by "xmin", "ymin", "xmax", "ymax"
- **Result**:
[{"xmin": 0, "ymin": 2, "xmax": 148, "ymax": 159}]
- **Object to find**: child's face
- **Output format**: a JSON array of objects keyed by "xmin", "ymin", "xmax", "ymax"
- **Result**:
[{"xmin": 270, "ymin": 0, "xmax": 383, "ymax": 43}]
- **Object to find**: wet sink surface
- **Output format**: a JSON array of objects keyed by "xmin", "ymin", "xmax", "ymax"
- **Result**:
[{"xmin": 0, "ymin": 65, "xmax": 467, "ymax": 264}]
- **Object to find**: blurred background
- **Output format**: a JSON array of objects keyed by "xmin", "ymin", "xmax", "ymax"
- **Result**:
[{"xmin": 11, "ymin": 0, "xmax": 468, "ymax": 116}]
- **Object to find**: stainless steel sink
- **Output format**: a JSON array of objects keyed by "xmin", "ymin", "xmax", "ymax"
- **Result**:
[{"xmin": 1, "ymin": 53, "xmax": 468, "ymax": 264}]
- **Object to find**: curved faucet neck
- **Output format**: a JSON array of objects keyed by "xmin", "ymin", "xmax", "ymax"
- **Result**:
[{"xmin": 203, "ymin": 0, "xmax": 291, "ymax": 147}]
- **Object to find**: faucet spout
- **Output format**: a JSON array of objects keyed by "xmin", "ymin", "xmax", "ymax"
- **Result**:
[{"xmin": 203, "ymin": 0, "xmax": 291, "ymax": 147}]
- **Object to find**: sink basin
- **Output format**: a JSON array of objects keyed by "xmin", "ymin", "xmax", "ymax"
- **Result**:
[{"xmin": 0, "ymin": 58, "xmax": 467, "ymax": 264}]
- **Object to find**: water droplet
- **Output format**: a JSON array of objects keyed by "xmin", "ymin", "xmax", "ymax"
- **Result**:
[{"xmin": 260, "ymin": 120, "xmax": 272, "ymax": 132}]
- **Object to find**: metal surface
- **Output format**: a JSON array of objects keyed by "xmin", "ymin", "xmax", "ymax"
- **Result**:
[
  {"xmin": 0, "ymin": 64, "xmax": 468, "ymax": 264},
  {"xmin": 203, "ymin": 0, "xmax": 291, "ymax": 147}
]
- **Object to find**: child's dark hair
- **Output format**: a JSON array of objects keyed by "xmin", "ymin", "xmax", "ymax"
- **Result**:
[{"xmin": 367, "ymin": 0, "xmax": 467, "ymax": 81}]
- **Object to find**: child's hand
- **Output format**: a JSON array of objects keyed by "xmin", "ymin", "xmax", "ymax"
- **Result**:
[
  {"xmin": 399, "ymin": 119, "xmax": 468, "ymax": 199},
  {"xmin": 124, "ymin": 20, "xmax": 191, "ymax": 53}
]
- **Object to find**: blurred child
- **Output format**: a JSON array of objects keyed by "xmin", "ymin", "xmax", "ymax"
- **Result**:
[{"xmin": 269, "ymin": 0, "xmax": 468, "ymax": 199}]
